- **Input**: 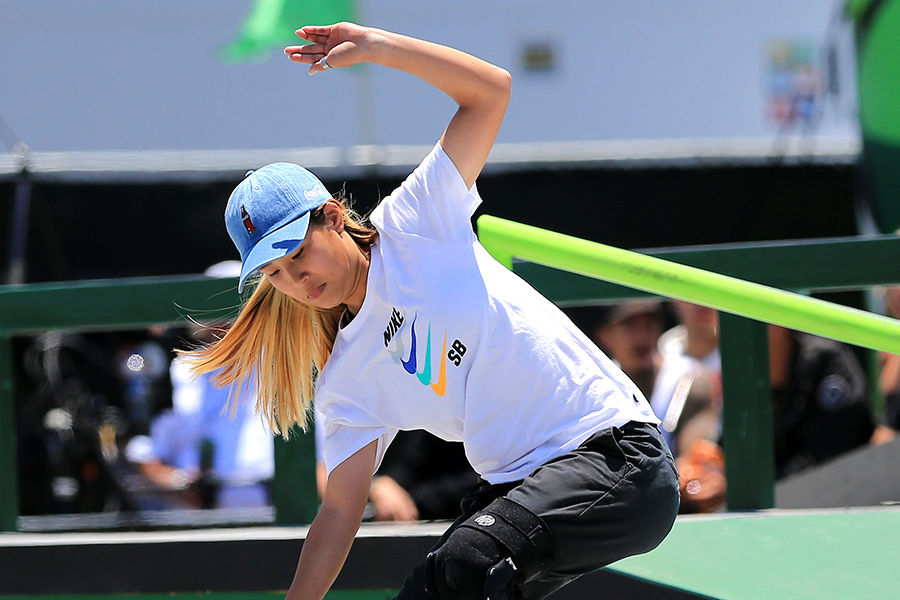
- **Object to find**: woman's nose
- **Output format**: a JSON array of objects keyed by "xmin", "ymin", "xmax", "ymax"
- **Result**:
[{"xmin": 285, "ymin": 264, "xmax": 306, "ymax": 285}]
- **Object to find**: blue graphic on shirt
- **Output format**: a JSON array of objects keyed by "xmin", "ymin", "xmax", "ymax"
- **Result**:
[
  {"xmin": 401, "ymin": 314, "xmax": 418, "ymax": 374},
  {"xmin": 388, "ymin": 311, "xmax": 447, "ymax": 396}
]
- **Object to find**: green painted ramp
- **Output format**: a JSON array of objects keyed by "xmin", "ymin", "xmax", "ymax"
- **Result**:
[{"xmin": 610, "ymin": 508, "xmax": 900, "ymax": 600}]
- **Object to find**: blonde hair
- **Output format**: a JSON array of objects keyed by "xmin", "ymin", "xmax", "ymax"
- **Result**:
[{"xmin": 180, "ymin": 198, "xmax": 377, "ymax": 438}]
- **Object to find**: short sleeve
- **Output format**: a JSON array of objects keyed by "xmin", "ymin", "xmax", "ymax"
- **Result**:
[
  {"xmin": 371, "ymin": 142, "xmax": 482, "ymax": 244},
  {"xmin": 320, "ymin": 418, "xmax": 399, "ymax": 477}
]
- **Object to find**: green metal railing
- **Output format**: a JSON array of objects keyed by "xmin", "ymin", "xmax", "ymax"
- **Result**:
[
  {"xmin": 0, "ymin": 275, "xmax": 318, "ymax": 532},
  {"xmin": 477, "ymin": 216, "xmax": 900, "ymax": 510},
  {"xmin": 2, "ymin": 222, "xmax": 900, "ymax": 529}
]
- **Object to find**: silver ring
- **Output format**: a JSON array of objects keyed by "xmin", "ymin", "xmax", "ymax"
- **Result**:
[{"xmin": 321, "ymin": 57, "xmax": 332, "ymax": 70}]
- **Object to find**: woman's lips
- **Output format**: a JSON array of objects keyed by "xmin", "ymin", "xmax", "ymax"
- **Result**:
[{"xmin": 307, "ymin": 282, "xmax": 326, "ymax": 300}]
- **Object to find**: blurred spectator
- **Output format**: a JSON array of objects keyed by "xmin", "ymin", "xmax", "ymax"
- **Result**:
[
  {"xmin": 769, "ymin": 325, "xmax": 876, "ymax": 479},
  {"xmin": 872, "ymin": 285, "xmax": 900, "ymax": 445},
  {"xmin": 659, "ymin": 302, "xmax": 877, "ymax": 490},
  {"xmin": 593, "ymin": 300, "xmax": 664, "ymax": 400},
  {"xmin": 657, "ymin": 301, "xmax": 877, "ymax": 492},
  {"xmin": 590, "ymin": 299, "xmax": 725, "ymax": 512},
  {"xmin": 126, "ymin": 261, "xmax": 274, "ymax": 509},
  {"xmin": 17, "ymin": 327, "xmax": 176, "ymax": 516},
  {"xmin": 592, "ymin": 300, "xmax": 721, "ymax": 450},
  {"xmin": 314, "ymin": 410, "xmax": 477, "ymax": 522},
  {"xmin": 655, "ymin": 302, "xmax": 724, "ymax": 443},
  {"xmin": 675, "ymin": 438, "xmax": 725, "ymax": 514},
  {"xmin": 125, "ymin": 360, "xmax": 274, "ymax": 509},
  {"xmin": 658, "ymin": 301, "xmax": 721, "ymax": 374},
  {"xmin": 370, "ymin": 430, "xmax": 478, "ymax": 522}
]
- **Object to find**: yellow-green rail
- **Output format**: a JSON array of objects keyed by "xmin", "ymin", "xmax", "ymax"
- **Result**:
[{"xmin": 477, "ymin": 216, "xmax": 900, "ymax": 510}]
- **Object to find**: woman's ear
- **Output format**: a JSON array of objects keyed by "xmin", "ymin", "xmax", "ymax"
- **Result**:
[{"xmin": 322, "ymin": 201, "xmax": 345, "ymax": 232}]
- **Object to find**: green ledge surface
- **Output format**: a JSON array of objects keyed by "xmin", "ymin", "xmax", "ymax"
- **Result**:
[{"xmin": 609, "ymin": 508, "xmax": 900, "ymax": 600}]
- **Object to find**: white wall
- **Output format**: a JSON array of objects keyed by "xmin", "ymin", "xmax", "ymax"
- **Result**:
[{"xmin": 0, "ymin": 0, "xmax": 858, "ymax": 158}]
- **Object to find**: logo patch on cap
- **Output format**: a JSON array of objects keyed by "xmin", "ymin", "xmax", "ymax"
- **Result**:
[
  {"xmin": 241, "ymin": 206, "xmax": 256, "ymax": 234},
  {"xmin": 304, "ymin": 185, "xmax": 326, "ymax": 201}
]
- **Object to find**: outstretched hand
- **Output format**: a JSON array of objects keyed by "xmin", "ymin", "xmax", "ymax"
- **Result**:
[
  {"xmin": 285, "ymin": 23, "xmax": 372, "ymax": 75},
  {"xmin": 285, "ymin": 22, "xmax": 510, "ymax": 189}
]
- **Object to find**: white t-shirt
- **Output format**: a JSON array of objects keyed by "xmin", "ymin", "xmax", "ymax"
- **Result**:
[{"xmin": 315, "ymin": 143, "xmax": 658, "ymax": 484}]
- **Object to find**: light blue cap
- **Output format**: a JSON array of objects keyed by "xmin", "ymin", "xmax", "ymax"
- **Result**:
[{"xmin": 224, "ymin": 163, "xmax": 332, "ymax": 292}]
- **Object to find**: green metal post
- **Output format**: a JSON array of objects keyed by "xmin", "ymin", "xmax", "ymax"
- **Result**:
[
  {"xmin": 719, "ymin": 313, "xmax": 775, "ymax": 510},
  {"xmin": 0, "ymin": 334, "xmax": 18, "ymax": 531},
  {"xmin": 272, "ymin": 425, "xmax": 319, "ymax": 525}
]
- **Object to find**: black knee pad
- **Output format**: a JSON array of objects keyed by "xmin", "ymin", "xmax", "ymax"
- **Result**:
[{"xmin": 424, "ymin": 497, "xmax": 553, "ymax": 600}]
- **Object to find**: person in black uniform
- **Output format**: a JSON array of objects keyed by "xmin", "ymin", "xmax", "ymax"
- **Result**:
[{"xmin": 769, "ymin": 325, "xmax": 875, "ymax": 479}]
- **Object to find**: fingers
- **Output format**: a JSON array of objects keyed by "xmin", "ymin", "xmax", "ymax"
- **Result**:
[
  {"xmin": 284, "ymin": 44, "xmax": 329, "ymax": 75},
  {"xmin": 285, "ymin": 43, "xmax": 325, "ymax": 61},
  {"xmin": 284, "ymin": 50, "xmax": 332, "ymax": 75},
  {"xmin": 286, "ymin": 24, "xmax": 330, "ymax": 61},
  {"xmin": 296, "ymin": 25, "xmax": 332, "ymax": 43}
]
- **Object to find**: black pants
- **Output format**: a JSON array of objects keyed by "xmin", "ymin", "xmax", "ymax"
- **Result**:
[{"xmin": 394, "ymin": 421, "xmax": 680, "ymax": 600}]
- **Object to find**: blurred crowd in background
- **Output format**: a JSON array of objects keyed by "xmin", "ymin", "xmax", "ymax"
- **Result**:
[{"xmin": 16, "ymin": 284, "xmax": 900, "ymax": 523}]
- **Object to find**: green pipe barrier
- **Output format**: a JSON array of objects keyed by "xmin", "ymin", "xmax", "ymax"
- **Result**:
[{"xmin": 476, "ymin": 215, "xmax": 900, "ymax": 354}]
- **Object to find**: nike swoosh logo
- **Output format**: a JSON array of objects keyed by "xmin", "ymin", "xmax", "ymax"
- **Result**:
[
  {"xmin": 401, "ymin": 314, "xmax": 418, "ymax": 374},
  {"xmin": 430, "ymin": 333, "xmax": 447, "ymax": 396},
  {"xmin": 417, "ymin": 323, "xmax": 433, "ymax": 386},
  {"xmin": 397, "ymin": 313, "xmax": 447, "ymax": 395}
]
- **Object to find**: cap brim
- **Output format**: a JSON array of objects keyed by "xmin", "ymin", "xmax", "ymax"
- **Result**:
[{"xmin": 238, "ymin": 212, "xmax": 311, "ymax": 293}]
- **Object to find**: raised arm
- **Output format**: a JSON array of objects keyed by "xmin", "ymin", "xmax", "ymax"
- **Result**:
[
  {"xmin": 285, "ymin": 441, "xmax": 377, "ymax": 600},
  {"xmin": 286, "ymin": 23, "xmax": 511, "ymax": 189}
]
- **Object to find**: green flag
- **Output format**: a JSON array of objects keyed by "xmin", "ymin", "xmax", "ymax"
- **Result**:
[{"xmin": 221, "ymin": 0, "xmax": 357, "ymax": 63}]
